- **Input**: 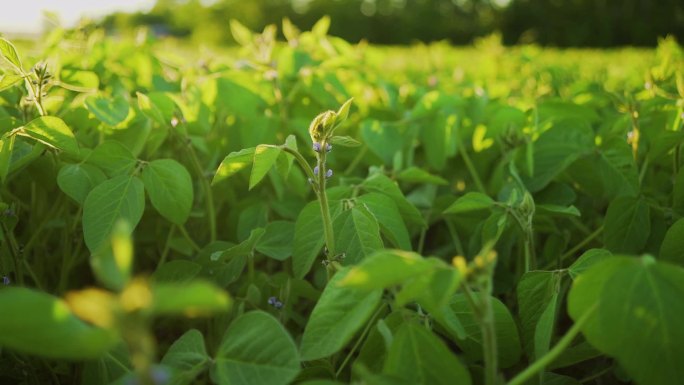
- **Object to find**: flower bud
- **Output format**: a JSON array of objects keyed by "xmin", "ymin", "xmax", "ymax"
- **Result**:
[
  {"xmin": 313, "ymin": 166, "xmax": 319, "ymax": 176},
  {"xmin": 308, "ymin": 110, "xmax": 336, "ymax": 143},
  {"xmin": 326, "ymin": 169, "xmax": 333, "ymax": 178},
  {"xmin": 312, "ymin": 142, "xmax": 322, "ymax": 152}
]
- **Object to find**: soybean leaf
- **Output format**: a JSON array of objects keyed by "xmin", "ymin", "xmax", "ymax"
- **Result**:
[
  {"xmin": 357, "ymin": 193, "xmax": 411, "ymax": 250},
  {"xmin": 20, "ymin": 116, "xmax": 79, "ymax": 156},
  {"xmin": 256, "ymin": 220, "xmax": 295, "ymax": 261},
  {"xmin": 362, "ymin": 173, "xmax": 425, "ymax": 229},
  {"xmin": 60, "ymin": 69, "xmax": 99, "ymax": 91},
  {"xmin": 83, "ymin": 175, "xmax": 145, "ymax": 254},
  {"xmin": 80, "ymin": 344, "xmax": 131, "ymax": 385},
  {"xmin": 0, "ymin": 134, "xmax": 15, "ymax": 183},
  {"xmin": 568, "ymin": 256, "xmax": 684, "ymax": 385},
  {"xmin": 300, "ymin": 268, "xmax": 383, "ymax": 361},
  {"xmin": 330, "ymin": 135, "xmax": 361, "ymax": 147},
  {"xmin": 517, "ymin": 271, "xmax": 562, "ymax": 360},
  {"xmin": 333, "ymin": 205, "xmax": 383, "ymax": 265},
  {"xmin": 142, "ymin": 159, "xmax": 194, "ymax": 225},
  {"xmin": 213, "ymin": 147, "xmax": 256, "ymax": 185},
  {"xmin": 0, "ymin": 287, "xmax": 117, "ymax": 359},
  {"xmin": 213, "ymin": 311, "xmax": 300, "ymax": 385},
  {"xmin": 153, "ymin": 260, "xmax": 202, "ymax": 283},
  {"xmin": 0, "ymin": 38, "xmax": 22, "ymax": 71},
  {"xmin": 161, "ymin": 329, "xmax": 210, "ymax": 385},
  {"xmin": 659, "ymin": 217, "xmax": 684, "ymax": 266},
  {"xmin": 526, "ymin": 118, "xmax": 594, "ymax": 192},
  {"xmin": 396, "ymin": 167, "xmax": 448, "ymax": 185},
  {"xmin": 57, "ymin": 164, "xmax": 107, "ymax": 205},
  {"xmin": 444, "ymin": 192, "xmax": 495, "ymax": 214},
  {"xmin": 152, "ymin": 281, "xmax": 231, "ymax": 316},
  {"xmin": 250, "ymin": 145, "xmax": 281, "ymax": 190},
  {"xmin": 293, "ymin": 201, "xmax": 325, "ymax": 278},
  {"xmin": 603, "ymin": 196, "xmax": 650, "ymax": 254},
  {"xmin": 210, "ymin": 228, "xmax": 265, "ymax": 262},
  {"xmin": 85, "ymin": 94, "xmax": 130, "ymax": 126},
  {"xmin": 445, "ymin": 294, "xmax": 522, "ymax": 368},
  {"xmin": 598, "ymin": 139, "xmax": 639, "ymax": 198},
  {"xmin": 568, "ymin": 249, "xmax": 612, "ymax": 280},
  {"xmin": 340, "ymin": 250, "xmax": 433, "ymax": 289},
  {"xmin": 86, "ymin": 141, "xmax": 137, "ymax": 177},
  {"xmin": 383, "ymin": 322, "xmax": 472, "ymax": 385},
  {"xmin": 0, "ymin": 73, "xmax": 23, "ymax": 91}
]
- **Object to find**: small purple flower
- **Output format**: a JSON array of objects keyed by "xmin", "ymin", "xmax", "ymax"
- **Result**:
[
  {"xmin": 312, "ymin": 142, "xmax": 322, "ymax": 152},
  {"xmin": 268, "ymin": 296, "xmax": 284, "ymax": 309},
  {"xmin": 313, "ymin": 166, "xmax": 319, "ymax": 176},
  {"xmin": 2, "ymin": 276, "xmax": 9, "ymax": 285},
  {"xmin": 326, "ymin": 169, "xmax": 333, "ymax": 178},
  {"xmin": 326, "ymin": 143, "xmax": 332, "ymax": 152}
]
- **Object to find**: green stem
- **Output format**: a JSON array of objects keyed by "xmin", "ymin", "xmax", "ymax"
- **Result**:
[
  {"xmin": 178, "ymin": 224, "xmax": 201, "ymax": 253},
  {"xmin": 507, "ymin": 305, "xmax": 596, "ymax": 385},
  {"xmin": 335, "ymin": 303, "xmax": 386, "ymax": 379},
  {"xmin": 463, "ymin": 283, "xmax": 498, "ymax": 385},
  {"xmin": 1, "ymin": 223, "xmax": 23, "ymax": 286},
  {"xmin": 460, "ymin": 146, "xmax": 486, "ymax": 193},
  {"xmin": 185, "ymin": 142, "xmax": 216, "ymax": 242},
  {"xmin": 543, "ymin": 225, "xmax": 603, "ymax": 270},
  {"xmin": 23, "ymin": 72, "xmax": 46, "ymax": 116},
  {"xmin": 157, "ymin": 225, "xmax": 175, "ymax": 268},
  {"xmin": 317, "ymin": 148, "xmax": 336, "ymax": 258},
  {"xmin": 280, "ymin": 146, "xmax": 316, "ymax": 181}
]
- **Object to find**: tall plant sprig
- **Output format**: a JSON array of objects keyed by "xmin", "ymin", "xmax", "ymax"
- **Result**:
[{"xmin": 280, "ymin": 99, "xmax": 353, "ymax": 275}]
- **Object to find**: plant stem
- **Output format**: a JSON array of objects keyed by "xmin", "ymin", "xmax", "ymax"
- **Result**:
[
  {"xmin": 460, "ymin": 146, "xmax": 486, "ymax": 193},
  {"xmin": 335, "ymin": 303, "xmax": 386, "ymax": 379},
  {"xmin": 543, "ymin": 225, "xmax": 603, "ymax": 270},
  {"xmin": 1, "ymin": 223, "xmax": 24, "ymax": 286},
  {"xmin": 316, "ymin": 146, "xmax": 336, "ymax": 258},
  {"xmin": 178, "ymin": 224, "xmax": 201, "ymax": 252},
  {"xmin": 463, "ymin": 283, "xmax": 498, "ymax": 385},
  {"xmin": 185, "ymin": 141, "xmax": 216, "ymax": 242},
  {"xmin": 507, "ymin": 305, "xmax": 596, "ymax": 385}
]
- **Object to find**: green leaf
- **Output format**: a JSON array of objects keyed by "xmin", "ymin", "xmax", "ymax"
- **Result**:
[
  {"xmin": 250, "ymin": 145, "xmax": 281, "ymax": 190},
  {"xmin": 363, "ymin": 173, "xmax": 425, "ymax": 229},
  {"xmin": 210, "ymin": 228, "xmax": 265, "ymax": 262},
  {"xmin": 0, "ymin": 134, "xmax": 16, "ymax": 183},
  {"xmin": 598, "ymin": 139, "xmax": 639, "ymax": 198},
  {"xmin": 300, "ymin": 268, "xmax": 383, "ymax": 361},
  {"xmin": 568, "ymin": 256, "xmax": 684, "ymax": 385},
  {"xmin": 57, "ymin": 164, "xmax": 107, "ymax": 205},
  {"xmin": 153, "ymin": 260, "xmax": 202, "ymax": 283},
  {"xmin": 603, "ymin": 196, "xmax": 650, "ymax": 253},
  {"xmin": 0, "ymin": 287, "xmax": 117, "ymax": 359},
  {"xmin": 142, "ymin": 159, "xmax": 193, "ymax": 225},
  {"xmin": 333, "ymin": 205, "xmax": 383, "ymax": 264},
  {"xmin": 517, "ymin": 271, "xmax": 562, "ymax": 360},
  {"xmin": 152, "ymin": 280, "xmax": 231, "ymax": 316},
  {"xmin": 535, "ymin": 204, "xmax": 580, "ymax": 217},
  {"xmin": 444, "ymin": 192, "xmax": 495, "ymax": 214},
  {"xmin": 293, "ymin": 201, "xmax": 326, "ymax": 278},
  {"xmin": 85, "ymin": 94, "xmax": 130, "ymax": 126},
  {"xmin": 527, "ymin": 118, "xmax": 594, "ymax": 192},
  {"xmin": 80, "ymin": 344, "xmax": 131, "ymax": 385},
  {"xmin": 330, "ymin": 135, "xmax": 361, "ymax": 147},
  {"xmin": 659, "ymin": 217, "xmax": 684, "ymax": 266},
  {"xmin": 161, "ymin": 329, "xmax": 210, "ymax": 385},
  {"xmin": 0, "ymin": 38, "xmax": 22, "ymax": 71},
  {"xmin": 568, "ymin": 248, "xmax": 612, "ymax": 280},
  {"xmin": 336, "ymin": 98, "xmax": 353, "ymax": 122},
  {"xmin": 213, "ymin": 147, "xmax": 256, "ymax": 185},
  {"xmin": 357, "ymin": 193, "xmax": 411, "ymax": 250},
  {"xmin": 0, "ymin": 73, "xmax": 23, "ymax": 91},
  {"xmin": 20, "ymin": 116, "xmax": 80, "ymax": 156},
  {"xmin": 256, "ymin": 220, "xmax": 295, "ymax": 261},
  {"xmin": 383, "ymin": 322, "xmax": 472, "ymax": 385},
  {"xmin": 86, "ymin": 141, "xmax": 137, "ymax": 177},
  {"xmin": 396, "ymin": 167, "xmax": 448, "ymax": 185},
  {"xmin": 60, "ymin": 69, "xmax": 99, "ymax": 91},
  {"xmin": 213, "ymin": 311, "xmax": 300, "ymax": 385},
  {"xmin": 340, "ymin": 250, "xmax": 432, "ymax": 289},
  {"xmin": 137, "ymin": 92, "xmax": 176, "ymax": 126},
  {"xmin": 229, "ymin": 19, "xmax": 253, "ymax": 46},
  {"xmin": 446, "ymin": 294, "xmax": 522, "ymax": 368},
  {"xmin": 83, "ymin": 175, "xmax": 145, "ymax": 254}
]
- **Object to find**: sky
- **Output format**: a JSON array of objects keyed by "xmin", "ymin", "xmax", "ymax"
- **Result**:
[{"xmin": 0, "ymin": 0, "xmax": 155, "ymax": 34}]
